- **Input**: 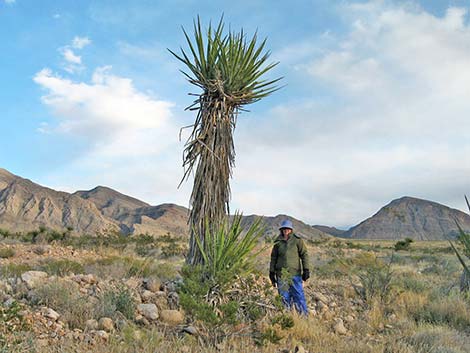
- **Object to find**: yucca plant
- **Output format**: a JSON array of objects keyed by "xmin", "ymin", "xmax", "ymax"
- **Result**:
[
  {"xmin": 179, "ymin": 214, "xmax": 266, "ymax": 313},
  {"xmin": 169, "ymin": 17, "xmax": 281, "ymax": 265},
  {"xmin": 448, "ymin": 196, "xmax": 470, "ymax": 292},
  {"xmin": 194, "ymin": 213, "xmax": 266, "ymax": 283}
]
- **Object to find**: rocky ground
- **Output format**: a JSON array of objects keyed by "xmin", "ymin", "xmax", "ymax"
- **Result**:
[{"xmin": 1, "ymin": 239, "xmax": 470, "ymax": 352}]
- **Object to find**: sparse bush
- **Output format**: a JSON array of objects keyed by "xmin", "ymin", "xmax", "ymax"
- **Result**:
[
  {"xmin": 396, "ymin": 272, "xmax": 430, "ymax": 293},
  {"xmin": 351, "ymin": 253, "xmax": 395, "ymax": 304},
  {"xmin": 39, "ymin": 259, "xmax": 84, "ymax": 276},
  {"xmin": 408, "ymin": 292, "xmax": 470, "ymax": 330},
  {"xmin": 272, "ymin": 313, "xmax": 294, "ymax": 329},
  {"xmin": 32, "ymin": 279, "xmax": 93, "ymax": 329},
  {"xmin": 395, "ymin": 238, "xmax": 413, "ymax": 251},
  {"xmin": 0, "ymin": 263, "xmax": 33, "ymax": 277},
  {"xmin": 254, "ymin": 326, "xmax": 283, "ymax": 346},
  {"xmin": 161, "ymin": 242, "xmax": 187, "ymax": 258},
  {"xmin": 95, "ymin": 286, "xmax": 136, "ymax": 320},
  {"xmin": 0, "ymin": 247, "xmax": 15, "ymax": 259},
  {"xmin": 0, "ymin": 300, "xmax": 30, "ymax": 349}
]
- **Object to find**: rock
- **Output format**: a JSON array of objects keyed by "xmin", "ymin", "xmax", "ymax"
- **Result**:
[
  {"xmin": 345, "ymin": 315, "xmax": 355, "ymax": 323},
  {"xmin": 154, "ymin": 296, "xmax": 169, "ymax": 310},
  {"xmin": 182, "ymin": 325, "xmax": 198, "ymax": 335},
  {"xmin": 144, "ymin": 278, "xmax": 161, "ymax": 293},
  {"xmin": 140, "ymin": 290, "xmax": 154, "ymax": 302},
  {"xmin": 333, "ymin": 319, "xmax": 347, "ymax": 335},
  {"xmin": 81, "ymin": 274, "xmax": 97, "ymax": 285},
  {"xmin": 159, "ymin": 310, "xmax": 184, "ymax": 325},
  {"xmin": 99, "ymin": 317, "xmax": 114, "ymax": 332},
  {"xmin": 42, "ymin": 308, "xmax": 60, "ymax": 321},
  {"xmin": 94, "ymin": 330, "xmax": 109, "ymax": 341},
  {"xmin": 138, "ymin": 303, "xmax": 159, "ymax": 321},
  {"xmin": 4, "ymin": 297, "xmax": 15, "ymax": 307},
  {"xmin": 85, "ymin": 319, "xmax": 99, "ymax": 330},
  {"xmin": 168, "ymin": 292, "xmax": 179, "ymax": 309},
  {"xmin": 313, "ymin": 292, "xmax": 328, "ymax": 304},
  {"xmin": 21, "ymin": 271, "xmax": 48, "ymax": 289}
]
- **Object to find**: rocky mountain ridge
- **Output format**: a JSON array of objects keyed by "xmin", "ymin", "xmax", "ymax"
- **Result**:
[
  {"xmin": 0, "ymin": 168, "xmax": 327, "ymax": 239},
  {"xmin": 341, "ymin": 196, "xmax": 470, "ymax": 240}
]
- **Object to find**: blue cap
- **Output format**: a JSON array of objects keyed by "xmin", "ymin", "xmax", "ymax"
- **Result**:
[{"xmin": 279, "ymin": 219, "xmax": 293, "ymax": 230}]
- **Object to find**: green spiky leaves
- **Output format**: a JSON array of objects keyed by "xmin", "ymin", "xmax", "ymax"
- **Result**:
[{"xmin": 169, "ymin": 16, "xmax": 282, "ymax": 106}]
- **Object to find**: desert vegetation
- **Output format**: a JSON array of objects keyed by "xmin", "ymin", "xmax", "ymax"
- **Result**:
[{"xmin": 1, "ymin": 228, "xmax": 470, "ymax": 352}]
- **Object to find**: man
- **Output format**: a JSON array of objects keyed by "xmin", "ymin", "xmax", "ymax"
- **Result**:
[{"xmin": 269, "ymin": 219, "xmax": 310, "ymax": 315}]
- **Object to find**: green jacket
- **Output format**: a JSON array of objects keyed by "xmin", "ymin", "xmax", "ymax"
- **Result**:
[{"xmin": 269, "ymin": 233, "xmax": 310, "ymax": 277}]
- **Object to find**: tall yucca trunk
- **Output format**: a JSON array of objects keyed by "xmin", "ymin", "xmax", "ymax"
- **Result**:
[
  {"xmin": 170, "ymin": 17, "xmax": 281, "ymax": 265},
  {"xmin": 186, "ymin": 95, "xmax": 236, "ymax": 264}
]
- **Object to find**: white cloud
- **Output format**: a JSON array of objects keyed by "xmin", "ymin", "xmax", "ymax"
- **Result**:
[
  {"xmin": 34, "ymin": 66, "xmax": 188, "ymax": 206},
  {"xmin": 4, "ymin": 0, "xmax": 16, "ymax": 4},
  {"xmin": 58, "ymin": 37, "xmax": 91, "ymax": 73},
  {"xmin": 61, "ymin": 48, "xmax": 81, "ymax": 65},
  {"xmin": 34, "ymin": 66, "xmax": 174, "ymax": 138},
  {"xmin": 72, "ymin": 36, "xmax": 91, "ymax": 49},
  {"xmin": 229, "ymin": 2, "xmax": 470, "ymax": 227}
]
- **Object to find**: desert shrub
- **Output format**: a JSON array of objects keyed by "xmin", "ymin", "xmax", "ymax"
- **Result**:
[
  {"xmin": 408, "ymin": 292, "xmax": 470, "ymax": 330},
  {"xmin": 254, "ymin": 327, "xmax": 283, "ymax": 346},
  {"xmin": 351, "ymin": 253, "xmax": 395, "ymax": 304},
  {"xmin": 315, "ymin": 258, "xmax": 349, "ymax": 279},
  {"xmin": 38, "ymin": 259, "xmax": 84, "ymax": 276},
  {"xmin": 160, "ymin": 242, "xmax": 187, "ymax": 258},
  {"xmin": 95, "ymin": 286, "xmax": 136, "ymax": 320},
  {"xmin": 0, "ymin": 301, "xmax": 29, "ymax": 346},
  {"xmin": 32, "ymin": 279, "xmax": 93, "ymax": 329},
  {"xmin": 272, "ymin": 313, "xmax": 294, "ymax": 329},
  {"xmin": 0, "ymin": 263, "xmax": 33, "ymax": 278},
  {"xmin": 395, "ymin": 238, "xmax": 413, "ymax": 251},
  {"xmin": 395, "ymin": 272, "xmax": 430, "ymax": 293},
  {"xmin": 0, "ymin": 247, "xmax": 15, "ymax": 259},
  {"xmin": 400, "ymin": 326, "xmax": 470, "ymax": 353}
]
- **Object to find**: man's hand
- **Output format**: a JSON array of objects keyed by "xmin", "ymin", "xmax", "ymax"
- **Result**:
[
  {"xmin": 269, "ymin": 272, "xmax": 277, "ymax": 287},
  {"xmin": 302, "ymin": 269, "xmax": 310, "ymax": 281}
]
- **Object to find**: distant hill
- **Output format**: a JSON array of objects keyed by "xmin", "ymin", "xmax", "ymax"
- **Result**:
[
  {"xmin": 312, "ymin": 225, "xmax": 346, "ymax": 237},
  {"xmin": 74, "ymin": 186, "xmax": 149, "ymax": 219},
  {"xmin": 0, "ymin": 168, "xmax": 118, "ymax": 234},
  {"xmin": 343, "ymin": 196, "xmax": 470, "ymax": 240},
  {"xmin": 0, "ymin": 168, "xmax": 327, "ymax": 239}
]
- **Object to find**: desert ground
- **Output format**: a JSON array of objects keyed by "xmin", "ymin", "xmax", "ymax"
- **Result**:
[{"xmin": 1, "ymin": 230, "xmax": 469, "ymax": 353}]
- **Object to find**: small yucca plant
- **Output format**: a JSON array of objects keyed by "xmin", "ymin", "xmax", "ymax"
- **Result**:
[
  {"xmin": 447, "ymin": 196, "xmax": 470, "ymax": 292},
  {"xmin": 194, "ymin": 213, "xmax": 266, "ymax": 284},
  {"xmin": 169, "ymin": 16, "xmax": 281, "ymax": 265}
]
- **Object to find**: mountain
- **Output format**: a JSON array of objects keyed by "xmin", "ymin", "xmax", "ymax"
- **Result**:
[
  {"xmin": 312, "ymin": 225, "xmax": 346, "ymax": 237},
  {"xmin": 74, "ymin": 186, "xmax": 150, "ymax": 219},
  {"xmin": 0, "ymin": 168, "xmax": 326, "ymax": 239},
  {"xmin": 116, "ymin": 204, "xmax": 190, "ymax": 236},
  {"xmin": 0, "ymin": 168, "xmax": 119, "ymax": 234},
  {"xmin": 343, "ymin": 196, "xmax": 470, "ymax": 240}
]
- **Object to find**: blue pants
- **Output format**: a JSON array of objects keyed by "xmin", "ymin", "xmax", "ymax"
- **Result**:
[{"xmin": 277, "ymin": 275, "xmax": 308, "ymax": 315}]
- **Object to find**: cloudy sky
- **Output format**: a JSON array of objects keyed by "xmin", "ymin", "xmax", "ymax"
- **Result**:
[{"xmin": 2, "ymin": 0, "xmax": 470, "ymax": 229}]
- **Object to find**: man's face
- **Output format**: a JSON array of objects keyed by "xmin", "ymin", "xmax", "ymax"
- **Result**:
[{"xmin": 281, "ymin": 228, "xmax": 292, "ymax": 237}]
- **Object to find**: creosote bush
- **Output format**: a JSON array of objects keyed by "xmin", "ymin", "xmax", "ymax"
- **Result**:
[
  {"xmin": 95, "ymin": 286, "xmax": 136, "ymax": 321},
  {"xmin": 395, "ymin": 238, "xmax": 414, "ymax": 251},
  {"xmin": 0, "ymin": 247, "xmax": 15, "ymax": 258}
]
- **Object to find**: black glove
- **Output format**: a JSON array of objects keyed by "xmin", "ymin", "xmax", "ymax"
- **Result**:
[
  {"xmin": 302, "ymin": 269, "xmax": 310, "ymax": 281},
  {"xmin": 269, "ymin": 272, "xmax": 277, "ymax": 287}
]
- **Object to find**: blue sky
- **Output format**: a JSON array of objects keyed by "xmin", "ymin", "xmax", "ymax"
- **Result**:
[{"xmin": 2, "ymin": 0, "xmax": 470, "ymax": 228}]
